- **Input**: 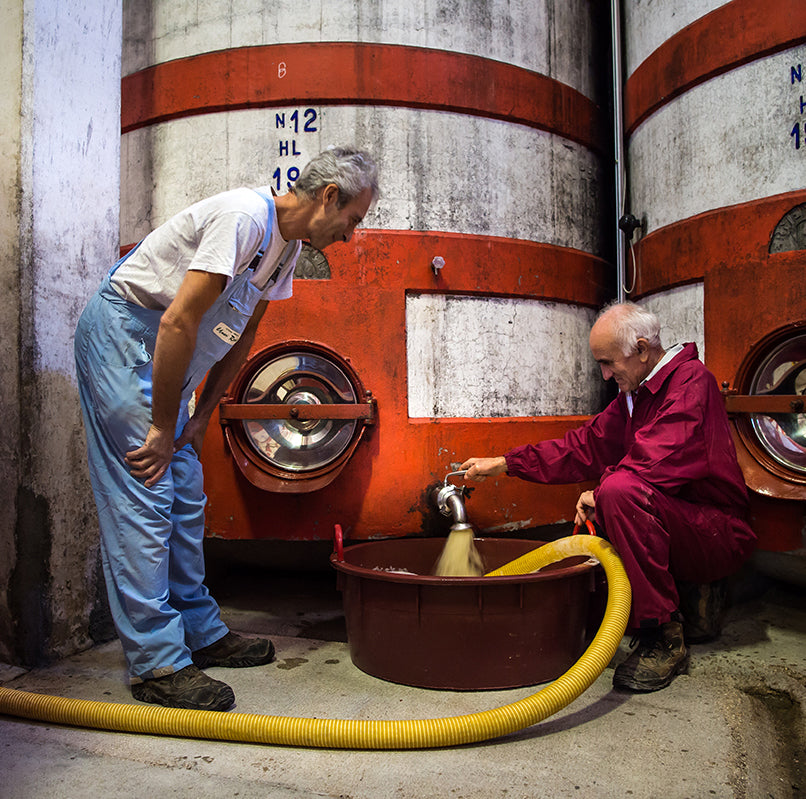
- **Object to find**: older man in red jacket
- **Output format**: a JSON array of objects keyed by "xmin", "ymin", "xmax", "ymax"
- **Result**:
[{"xmin": 461, "ymin": 302, "xmax": 756, "ymax": 692}]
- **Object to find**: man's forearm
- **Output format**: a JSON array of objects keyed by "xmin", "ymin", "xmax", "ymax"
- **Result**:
[
  {"xmin": 151, "ymin": 321, "xmax": 197, "ymax": 433},
  {"xmin": 149, "ymin": 269, "xmax": 228, "ymax": 437}
]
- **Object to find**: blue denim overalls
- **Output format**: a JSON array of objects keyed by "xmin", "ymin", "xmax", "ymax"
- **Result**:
[{"xmin": 75, "ymin": 191, "xmax": 294, "ymax": 681}]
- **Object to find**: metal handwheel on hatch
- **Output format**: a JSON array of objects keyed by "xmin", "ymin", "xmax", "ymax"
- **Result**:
[{"xmin": 219, "ymin": 341, "xmax": 375, "ymax": 493}]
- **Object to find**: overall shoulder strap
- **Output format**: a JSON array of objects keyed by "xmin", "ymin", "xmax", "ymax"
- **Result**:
[{"xmin": 252, "ymin": 189, "xmax": 275, "ymax": 254}]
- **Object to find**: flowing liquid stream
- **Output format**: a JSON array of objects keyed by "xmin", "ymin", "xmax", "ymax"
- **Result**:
[{"xmin": 433, "ymin": 527, "xmax": 484, "ymax": 577}]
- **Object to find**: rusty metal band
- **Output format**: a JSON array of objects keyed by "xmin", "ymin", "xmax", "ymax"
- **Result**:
[{"xmin": 219, "ymin": 402, "xmax": 376, "ymax": 422}]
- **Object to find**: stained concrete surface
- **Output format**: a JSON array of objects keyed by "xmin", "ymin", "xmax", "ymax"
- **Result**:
[{"xmin": 1, "ymin": 562, "xmax": 804, "ymax": 799}]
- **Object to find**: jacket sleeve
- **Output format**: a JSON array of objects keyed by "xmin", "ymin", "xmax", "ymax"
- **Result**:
[{"xmin": 504, "ymin": 397, "xmax": 628, "ymax": 484}]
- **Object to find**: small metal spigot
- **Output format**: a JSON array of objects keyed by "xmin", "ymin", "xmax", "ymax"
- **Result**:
[
  {"xmin": 434, "ymin": 470, "xmax": 469, "ymax": 526},
  {"xmin": 442, "ymin": 470, "xmax": 467, "ymax": 486}
]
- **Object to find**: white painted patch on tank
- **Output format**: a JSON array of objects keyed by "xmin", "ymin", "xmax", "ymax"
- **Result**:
[
  {"xmin": 406, "ymin": 294, "xmax": 602, "ymax": 418},
  {"xmin": 636, "ymin": 283, "xmax": 705, "ymax": 362},
  {"xmin": 623, "ymin": 0, "xmax": 727, "ymax": 76},
  {"xmin": 628, "ymin": 46, "xmax": 806, "ymax": 233},
  {"xmin": 123, "ymin": 0, "xmax": 602, "ymax": 101},
  {"xmin": 121, "ymin": 105, "xmax": 606, "ymax": 255}
]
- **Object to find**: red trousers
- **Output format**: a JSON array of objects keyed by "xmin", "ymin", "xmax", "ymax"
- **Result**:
[{"xmin": 595, "ymin": 471, "xmax": 756, "ymax": 629}]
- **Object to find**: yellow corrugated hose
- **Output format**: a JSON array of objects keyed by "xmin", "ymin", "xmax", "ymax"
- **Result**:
[{"xmin": 0, "ymin": 535, "xmax": 630, "ymax": 749}]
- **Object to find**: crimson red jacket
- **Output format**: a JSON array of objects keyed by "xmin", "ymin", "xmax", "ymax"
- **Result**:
[{"xmin": 504, "ymin": 343, "xmax": 750, "ymax": 519}]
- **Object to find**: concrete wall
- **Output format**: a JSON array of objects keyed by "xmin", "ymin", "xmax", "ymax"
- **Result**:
[
  {"xmin": 121, "ymin": 0, "xmax": 609, "ymax": 434},
  {"xmin": 407, "ymin": 296, "xmax": 599, "ymax": 418},
  {"xmin": 0, "ymin": 0, "xmax": 24, "ymax": 665},
  {"xmin": 122, "ymin": 0, "xmax": 599, "ymax": 96},
  {"xmin": 628, "ymin": 46, "xmax": 806, "ymax": 234},
  {"xmin": 637, "ymin": 283, "xmax": 705, "ymax": 361},
  {"xmin": 623, "ymin": 1, "xmax": 806, "ymax": 362},
  {"xmin": 118, "ymin": 1, "xmax": 613, "ymax": 541},
  {"xmin": 623, "ymin": 0, "xmax": 727, "ymax": 76},
  {"xmin": 0, "ymin": 0, "xmax": 121, "ymax": 668}
]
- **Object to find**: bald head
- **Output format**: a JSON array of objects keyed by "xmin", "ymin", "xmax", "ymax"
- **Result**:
[
  {"xmin": 589, "ymin": 302, "xmax": 665, "ymax": 393},
  {"xmin": 593, "ymin": 302, "xmax": 661, "ymax": 355}
]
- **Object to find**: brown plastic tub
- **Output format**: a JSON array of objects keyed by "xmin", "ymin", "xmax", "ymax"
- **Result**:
[{"xmin": 330, "ymin": 537, "xmax": 603, "ymax": 690}]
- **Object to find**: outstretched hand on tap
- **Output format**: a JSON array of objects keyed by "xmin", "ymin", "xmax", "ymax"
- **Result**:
[
  {"xmin": 460, "ymin": 456, "xmax": 508, "ymax": 482},
  {"xmin": 461, "ymin": 457, "xmax": 597, "ymax": 529}
]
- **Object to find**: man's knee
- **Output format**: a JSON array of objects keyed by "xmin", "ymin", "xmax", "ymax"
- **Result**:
[{"xmin": 596, "ymin": 470, "xmax": 653, "ymax": 514}]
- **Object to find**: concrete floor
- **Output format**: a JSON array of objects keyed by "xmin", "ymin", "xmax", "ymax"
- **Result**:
[{"xmin": 1, "ymin": 552, "xmax": 804, "ymax": 799}]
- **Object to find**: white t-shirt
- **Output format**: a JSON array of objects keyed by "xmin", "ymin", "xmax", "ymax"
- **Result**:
[{"xmin": 110, "ymin": 186, "xmax": 300, "ymax": 309}]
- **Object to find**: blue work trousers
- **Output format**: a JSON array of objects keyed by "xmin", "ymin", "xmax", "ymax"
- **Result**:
[{"xmin": 74, "ymin": 280, "xmax": 228, "ymax": 681}]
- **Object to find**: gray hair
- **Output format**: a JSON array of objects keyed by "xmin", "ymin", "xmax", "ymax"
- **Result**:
[
  {"xmin": 596, "ymin": 301, "xmax": 662, "ymax": 356},
  {"xmin": 293, "ymin": 146, "xmax": 379, "ymax": 207}
]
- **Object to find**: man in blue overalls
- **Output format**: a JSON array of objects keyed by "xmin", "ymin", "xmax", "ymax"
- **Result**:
[{"xmin": 75, "ymin": 147, "xmax": 378, "ymax": 711}]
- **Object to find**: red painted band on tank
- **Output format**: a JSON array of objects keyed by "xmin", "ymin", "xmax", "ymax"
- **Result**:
[
  {"xmin": 624, "ymin": 0, "xmax": 806, "ymax": 136},
  {"xmin": 626, "ymin": 188, "xmax": 806, "ymax": 386},
  {"xmin": 629, "ymin": 190, "xmax": 806, "ymax": 298},
  {"xmin": 121, "ymin": 42, "xmax": 605, "ymax": 153},
  {"xmin": 122, "ymin": 229, "xmax": 610, "ymax": 308}
]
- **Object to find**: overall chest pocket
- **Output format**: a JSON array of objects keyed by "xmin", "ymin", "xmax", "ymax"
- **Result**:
[{"xmin": 181, "ymin": 281, "xmax": 262, "ymax": 393}]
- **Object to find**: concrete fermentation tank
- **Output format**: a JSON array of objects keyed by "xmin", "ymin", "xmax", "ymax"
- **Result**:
[
  {"xmin": 622, "ymin": 0, "xmax": 806, "ymax": 563},
  {"xmin": 120, "ymin": 2, "xmax": 612, "ymax": 542}
]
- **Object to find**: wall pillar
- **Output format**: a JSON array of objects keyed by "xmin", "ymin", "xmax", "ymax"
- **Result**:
[{"xmin": 0, "ymin": 0, "xmax": 122, "ymax": 668}]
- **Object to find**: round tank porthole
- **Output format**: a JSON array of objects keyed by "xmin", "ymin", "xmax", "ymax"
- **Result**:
[
  {"xmin": 241, "ymin": 351, "xmax": 358, "ymax": 472},
  {"xmin": 219, "ymin": 341, "xmax": 375, "ymax": 492},
  {"xmin": 732, "ymin": 324, "xmax": 806, "ymax": 484}
]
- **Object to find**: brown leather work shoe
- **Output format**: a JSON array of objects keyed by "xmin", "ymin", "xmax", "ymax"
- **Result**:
[
  {"xmin": 131, "ymin": 665, "xmax": 235, "ymax": 711},
  {"xmin": 192, "ymin": 631, "xmax": 275, "ymax": 669},
  {"xmin": 613, "ymin": 620, "xmax": 689, "ymax": 692},
  {"xmin": 677, "ymin": 579, "xmax": 728, "ymax": 643}
]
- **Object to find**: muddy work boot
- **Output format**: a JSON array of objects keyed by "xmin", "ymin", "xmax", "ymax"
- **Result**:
[
  {"xmin": 613, "ymin": 620, "xmax": 689, "ymax": 692},
  {"xmin": 131, "ymin": 665, "xmax": 235, "ymax": 711},
  {"xmin": 192, "ymin": 631, "xmax": 275, "ymax": 669},
  {"xmin": 676, "ymin": 579, "xmax": 727, "ymax": 643}
]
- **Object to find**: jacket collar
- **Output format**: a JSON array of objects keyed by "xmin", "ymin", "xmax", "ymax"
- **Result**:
[{"xmin": 642, "ymin": 342, "xmax": 699, "ymax": 395}]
